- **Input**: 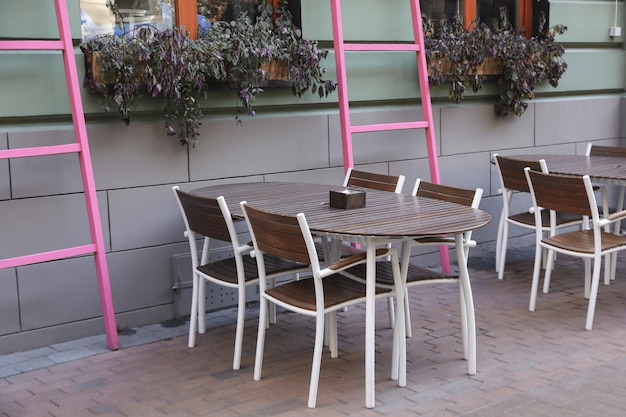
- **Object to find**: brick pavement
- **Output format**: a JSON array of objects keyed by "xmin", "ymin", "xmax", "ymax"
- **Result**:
[{"xmin": 3, "ymin": 248, "xmax": 626, "ymax": 416}]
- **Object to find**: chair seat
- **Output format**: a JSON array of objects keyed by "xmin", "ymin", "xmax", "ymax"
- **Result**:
[
  {"xmin": 198, "ymin": 254, "xmax": 307, "ymax": 285},
  {"xmin": 343, "ymin": 261, "xmax": 457, "ymax": 287},
  {"xmin": 266, "ymin": 275, "xmax": 391, "ymax": 312},
  {"xmin": 543, "ymin": 229, "xmax": 626, "ymax": 254},
  {"xmin": 508, "ymin": 210, "xmax": 581, "ymax": 228}
]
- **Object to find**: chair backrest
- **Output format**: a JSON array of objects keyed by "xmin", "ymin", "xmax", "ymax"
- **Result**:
[
  {"xmin": 586, "ymin": 143, "xmax": 626, "ymax": 158},
  {"xmin": 241, "ymin": 202, "xmax": 313, "ymax": 266},
  {"xmin": 524, "ymin": 169, "xmax": 595, "ymax": 218},
  {"xmin": 342, "ymin": 168, "xmax": 405, "ymax": 193},
  {"xmin": 173, "ymin": 187, "xmax": 236, "ymax": 243},
  {"xmin": 494, "ymin": 154, "xmax": 545, "ymax": 193},
  {"xmin": 412, "ymin": 179, "xmax": 483, "ymax": 209}
]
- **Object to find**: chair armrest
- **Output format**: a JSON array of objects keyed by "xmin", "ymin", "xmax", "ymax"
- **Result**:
[
  {"xmin": 606, "ymin": 209, "xmax": 626, "ymax": 222},
  {"xmin": 325, "ymin": 248, "xmax": 390, "ymax": 272},
  {"xmin": 238, "ymin": 243, "xmax": 254, "ymax": 255}
]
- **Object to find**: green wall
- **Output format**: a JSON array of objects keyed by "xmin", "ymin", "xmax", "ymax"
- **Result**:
[{"xmin": 0, "ymin": 1, "xmax": 624, "ymax": 121}]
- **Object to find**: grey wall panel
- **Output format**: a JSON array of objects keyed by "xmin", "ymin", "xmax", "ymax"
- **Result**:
[
  {"xmin": 107, "ymin": 243, "xmax": 188, "ymax": 313},
  {"xmin": 535, "ymin": 96, "xmax": 621, "ymax": 146},
  {"xmin": 88, "ymin": 123, "xmax": 189, "ymax": 190},
  {"xmin": 0, "ymin": 269, "xmax": 20, "ymax": 336},
  {"xmin": 9, "ymin": 128, "xmax": 83, "ymax": 198},
  {"xmin": 18, "ymin": 256, "xmax": 101, "ymax": 330},
  {"xmin": 441, "ymin": 103, "xmax": 535, "ymax": 155},
  {"xmin": 108, "ymin": 184, "xmax": 185, "ymax": 252},
  {"xmin": 0, "ymin": 132, "xmax": 9, "ymax": 200},
  {"xmin": 328, "ymin": 106, "xmax": 437, "ymax": 167},
  {"xmin": 266, "ymin": 167, "xmax": 346, "ymax": 185},
  {"xmin": 394, "ymin": 151, "xmax": 490, "ymax": 196},
  {"xmin": 189, "ymin": 113, "xmax": 330, "ymax": 181},
  {"xmin": 0, "ymin": 192, "xmax": 111, "ymax": 260}
]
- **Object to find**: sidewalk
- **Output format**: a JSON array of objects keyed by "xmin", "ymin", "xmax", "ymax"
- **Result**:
[{"xmin": 3, "ymin": 247, "xmax": 626, "ymax": 416}]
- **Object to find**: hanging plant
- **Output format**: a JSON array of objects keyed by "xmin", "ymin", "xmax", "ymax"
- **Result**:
[
  {"xmin": 424, "ymin": 8, "xmax": 567, "ymax": 117},
  {"xmin": 80, "ymin": 0, "xmax": 336, "ymax": 146}
]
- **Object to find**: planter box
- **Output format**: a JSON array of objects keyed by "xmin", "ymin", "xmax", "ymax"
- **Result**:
[
  {"xmin": 428, "ymin": 56, "xmax": 503, "ymax": 76},
  {"xmin": 85, "ymin": 50, "xmax": 290, "ymax": 85}
]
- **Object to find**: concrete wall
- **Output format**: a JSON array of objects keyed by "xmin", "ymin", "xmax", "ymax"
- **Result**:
[
  {"xmin": 1, "ymin": 96, "xmax": 623, "ymax": 353},
  {"xmin": 0, "ymin": 0, "xmax": 624, "ymax": 353}
]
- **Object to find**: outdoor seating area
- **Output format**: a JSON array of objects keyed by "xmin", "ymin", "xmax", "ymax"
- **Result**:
[
  {"xmin": 2, "ymin": 1, "xmax": 626, "ymax": 416},
  {"xmin": 4, "ymin": 246, "xmax": 626, "ymax": 416}
]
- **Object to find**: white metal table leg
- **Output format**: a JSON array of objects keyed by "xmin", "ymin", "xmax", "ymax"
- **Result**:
[
  {"xmin": 365, "ymin": 238, "xmax": 376, "ymax": 408},
  {"xmin": 456, "ymin": 234, "xmax": 476, "ymax": 375}
]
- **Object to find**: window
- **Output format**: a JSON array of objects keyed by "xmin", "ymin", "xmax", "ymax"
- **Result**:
[
  {"xmin": 188, "ymin": 0, "xmax": 301, "ymax": 38},
  {"xmin": 80, "ymin": 1, "xmax": 301, "ymax": 41},
  {"xmin": 421, "ymin": 0, "xmax": 548, "ymax": 35}
]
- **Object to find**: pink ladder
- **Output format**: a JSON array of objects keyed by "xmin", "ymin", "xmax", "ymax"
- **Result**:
[
  {"xmin": 329, "ymin": 0, "xmax": 449, "ymax": 270},
  {"xmin": 0, "ymin": 0, "xmax": 119, "ymax": 350}
]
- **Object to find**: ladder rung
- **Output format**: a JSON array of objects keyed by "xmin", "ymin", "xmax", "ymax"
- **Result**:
[
  {"xmin": 0, "ymin": 143, "xmax": 82, "ymax": 160},
  {"xmin": 351, "ymin": 121, "xmax": 430, "ymax": 134},
  {"xmin": 343, "ymin": 43, "xmax": 421, "ymax": 52},
  {"xmin": 0, "ymin": 244, "xmax": 97, "ymax": 269},
  {"xmin": 0, "ymin": 40, "xmax": 65, "ymax": 51}
]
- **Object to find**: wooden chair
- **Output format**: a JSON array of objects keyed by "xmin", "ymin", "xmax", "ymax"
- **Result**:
[
  {"xmin": 240, "ymin": 201, "xmax": 404, "ymax": 408},
  {"xmin": 342, "ymin": 167, "xmax": 405, "ymax": 193},
  {"xmin": 586, "ymin": 143, "xmax": 626, "ymax": 280},
  {"xmin": 341, "ymin": 179, "xmax": 482, "ymax": 362},
  {"xmin": 172, "ymin": 186, "xmax": 309, "ymax": 370},
  {"xmin": 524, "ymin": 168, "xmax": 626, "ymax": 330},
  {"xmin": 493, "ymin": 154, "xmax": 584, "ymax": 280}
]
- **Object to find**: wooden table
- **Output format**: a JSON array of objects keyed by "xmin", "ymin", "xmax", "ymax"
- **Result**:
[
  {"xmin": 507, "ymin": 154, "xmax": 626, "ymax": 186},
  {"xmin": 192, "ymin": 181, "xmax": 491, "ymax": 408}
]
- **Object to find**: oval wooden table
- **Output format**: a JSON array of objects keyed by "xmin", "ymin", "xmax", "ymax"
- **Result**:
[
  {"xmin": 506, "ymin": 153, "xmax": 626, "ymax": 186},
  {"xmin": 192, "ymin": 181, "xmax": 491, "ymax": 409}
]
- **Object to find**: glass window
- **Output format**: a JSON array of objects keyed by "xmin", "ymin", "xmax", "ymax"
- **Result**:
[
  {"xmin": 80, "ymin": 0, "xmax": 174, "ymax": 40},
  {"xmin": 421, "ymin": 0, "xmax": 460, "ymax": 20},
  {"xmin": 477, "ymin": 0, "xmax": 516, "ymax": 30},
  {"xmin": 420, "ymin": 0, "xmax": 530, "ymax": 32}
]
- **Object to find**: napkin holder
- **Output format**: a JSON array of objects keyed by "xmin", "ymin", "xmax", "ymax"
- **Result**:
[{"xmin": 329, "ymin": 189, "xmax": 366, "ymax": 209}]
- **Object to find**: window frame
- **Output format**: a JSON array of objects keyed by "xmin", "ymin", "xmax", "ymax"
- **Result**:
[
  {"xmin": 464, "ymin": 0, "xmax": 533, "ymax": 35},
  {"xmin": 175, "ymin": 0, "xmax": 534, "ymax": 40}
]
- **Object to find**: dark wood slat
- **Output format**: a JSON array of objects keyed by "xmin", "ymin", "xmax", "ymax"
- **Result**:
[{"xmin": 346, "ymin": 170, "xmax": 402, "ymax": 192}]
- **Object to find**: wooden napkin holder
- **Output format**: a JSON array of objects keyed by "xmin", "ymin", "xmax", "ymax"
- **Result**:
[{"xmin": 329, "ymin": 189, "xmax": 366, "ymax": 209}]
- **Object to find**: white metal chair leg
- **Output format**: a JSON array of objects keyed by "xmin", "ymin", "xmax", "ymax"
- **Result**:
[
  {"xmin": 197, "ymin": 279, "xmax": 207, "ymax": 334},
  {"xmin": 198, "ymin": 238, "xmax": 210, "ymax": 335},
  {"xmin": 253, "ymin": 297, "xmax": 268, "ymax": 382},
  {"xmin": 584, "ymin": 256, "xmax": 603, "ymax": 330},
  {"xmin": 495, "ymin": 211, "xmax": 504, "ymax": 273},
  {"xmin": 307, "ymin": 312, "xmax": 325, "ymax": 408},
  {"xmin": 459, "ymin": 283, "xmax": 468, "ymax": 360},
  {"xmin": 387, "ymin": 297, "xmax": 396, "ymax": 329},
  {"xmin": 529, "ymin": 243, "xmax": 543, "ymax": 311},
  {"xmin": 542, "ymin": 249, "xmax": 556, "ymax": 294},
  {"xmin": 232, "ymin": 287, "xmax": 246, "ymax": 370},
  {"xmin": 584, "ymin": 258, "xmax": 591, "ymax": 299},
  {"xmin": 403, "ymin": 290, "xmax": 412, "ymax": 338},
  {"xmin": 497, "ymin": 221, "xmax": 509, "ymax": 280},
  {"xmin": 329, "ymin": 311, "xmax": 338, "ymax": 358},
  {"xmin": 188, "ymin": 273, "xmax": 199, "ymax": 348}
]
